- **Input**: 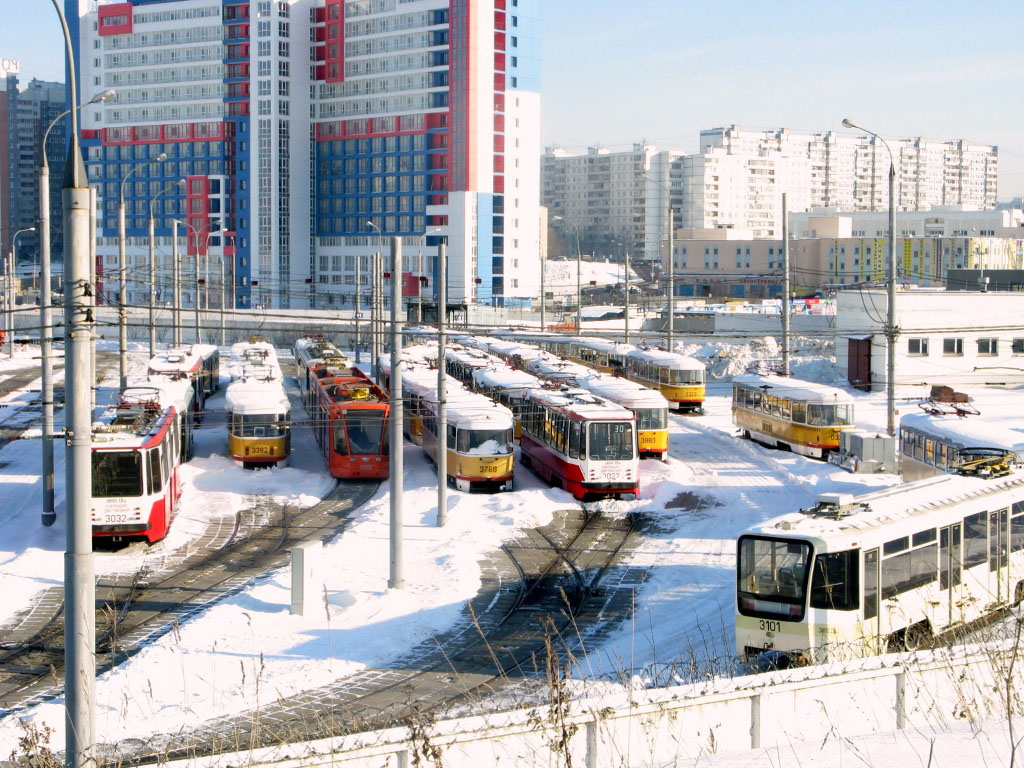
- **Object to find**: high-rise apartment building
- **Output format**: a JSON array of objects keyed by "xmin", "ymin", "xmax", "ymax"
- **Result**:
[
  {"xmin": 70, "ymin": 0, "xmax": 540, "ymax": 310},
  {"xmin": 2, "ymin": 69, "xmax": 67, "ymax": 265}
]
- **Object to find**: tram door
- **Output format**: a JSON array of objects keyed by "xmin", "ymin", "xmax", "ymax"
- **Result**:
[
  {"xmin": 939, "ymin": 524, "xmax": 963, "ymax": 627},
  {"xmin": 863, "ymin": 549, "xmax": 880, "ymax": 652},
  {"xmin": 990, "ymin": 508, "xmax": 1010, "ymax": 603}
]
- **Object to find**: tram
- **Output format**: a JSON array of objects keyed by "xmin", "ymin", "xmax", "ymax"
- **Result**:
[
  {"xmin": 519, "ymin": 387, "xmax": 639, "ymax": 500},
  {"xmin": 306, "ymin": 364, "xmax": 390, "ymax": 479},
  {"xmin": 421, "ymin": 387, "xmax": 516, "ymax": 492},
  {"xmin": 736, "ymin": 468, "xmax": 1024, "ymax": 665},
  {"xmin": 731, "ymin": 373, "xmax": 855, "ymax": 459},
  {"xmin": 899, "ymin": 409, "xmax": 1024, "ymax": 482},
  {"xmin": 470, "ymin": 366, "xmax": 543, "ymax": 438},
  {"xmin": 294, "ymin": 335, "xmax": 352, "ymax": 402},
  {"xmin": 225, "ymin": 341, "xmax": 291, "ymax": 467},
  {"xmin": 574, "ymin": 374, "xmax": 670, "ymax": 461},
  {"xmin": 624, "ymin": 348, "xmax": 706, "ymax": 413},
  {"xmin": 147, "ymin": 344, "xmax": 220, "ymax": 418},
  {"xmin": 90, "ymin": 379, "xmax": 194, "ymax": 543}
]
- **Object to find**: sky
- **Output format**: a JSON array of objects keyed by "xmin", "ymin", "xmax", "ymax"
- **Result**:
[{"xmin": 6, "ymin": 0, "xmax": 1024, "ymax": 197}]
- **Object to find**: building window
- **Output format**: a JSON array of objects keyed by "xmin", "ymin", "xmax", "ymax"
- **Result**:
[
  {"xmin": 943, "ymin": 338, "xmax": 963, "ymax": 356},
  {"xmin": 1013, "ymin": 338, "xmax": 1024, "ymax": 355},
  {"xmin": 908, "ymin": 338, "xmax": 929, "ymax": 356},
  {"xmin": 977, "ymin": 338, "xmax": 998, "ymax": 356}
]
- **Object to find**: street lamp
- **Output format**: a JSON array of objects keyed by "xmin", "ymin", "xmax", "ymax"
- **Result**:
[
  {"xmin": 147, "ymin": 179, "xmax": 184, "ymax": 357},
  {"xmin": 842, "ymin": 118, "xmax": 897, "ymax": 437},
  {"xmin": 553, "ymin": 216, "xmax": 582, "ymax": 335},
  {"xmin": 7, "ymin": 227, "xmax": 36, "ymax": 357},
  {"xmin": 170, "ymin": 219, "xmax": 202, "ymax": 346},
  {"xmin": 118, "ymin": 152, "xmax": 167, "ymax": 387},
  {"xmin": 38, "ymin": 88, "xmax": 115, "ymax": 528},
  {"xmin": 366, "ymin": 219, "xmax": 382, "ymax": 378},
  {"xmin": 643, "ymin": 174, "xmax": 675, "ymax": 352}
]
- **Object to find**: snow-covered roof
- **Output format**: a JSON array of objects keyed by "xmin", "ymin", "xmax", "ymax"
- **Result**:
[
  {"xmin": 526, "ymin": 356, "xmax": 593, "ymax": 382},
  {"xmin": 471, "ymin": 366, "xmax": 542, "ymax": 392},
  {"xmin": 732, "ymin": 373, "xmax": 854, "ymax": 405},
  {"xmin": 627, "ymin": 348, "xmax": 705, "ymax": 371},
  {"xmin": 745, "ymin": 468, "xmax": 1024, "ymax": 551},
  {"xmin": 527, "ymin": 386, "xmax": 636, "ymax": 421},
  {"xmin": 92, "ymin": 387, "xmax": 176, "ymax": 449},
  {"xmin": 577, "ymin": 339, "xmax": 637, "ymax": 357},
  {"xmin": 147, "ymin": 346, "xmax": 203, "ymax": 377},
  {"xmin": 575, "ymin": 373, "xmax": 668, "ymax": 410},
  {"xmin": 422, "ymin": 387, "xmax": 514, "ymax": 431},
  {"xmin": 225, "ymin": 342, "xmax": 288, "ymax": 414},
  {"xmin": 900, "ymin": 410, "xmax": 1024, "ymax": 453}
]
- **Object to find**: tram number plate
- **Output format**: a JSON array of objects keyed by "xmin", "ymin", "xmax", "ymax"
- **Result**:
[
  {"xmin": 480, "ymin": 464, "xmax": 499, "ymax": 473},
  {"xmin": 639, "ymin": 435, "xmax": 656, "ymax": 445},
  {"xmin": 247, "ymin": 445, "xmax": 271, "ymax": 456},
  {"xmin": 101, "ymin": 513, "xmax": 131, "ymax": 524}
]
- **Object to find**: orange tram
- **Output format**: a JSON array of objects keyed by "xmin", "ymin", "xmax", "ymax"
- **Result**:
[{"xmin": 294, "ymin": 336, "xmax": 390, "ymax": 479}]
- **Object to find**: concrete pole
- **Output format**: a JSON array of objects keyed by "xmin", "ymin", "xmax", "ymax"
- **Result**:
[
  {"xmin": 781, "ymin": 193, "xmax": 791, "ymax": 376},
  {"xmin": 667, "ymin": 206, "xmax": 675, "ymax": 353},
  {"xmin": 5, "ymin": 253, "xmax": 12, "ymax": 358},
  {"xmin": 436, "ymin": 240, "xmax": 447, "ymax": 527},
  {"xmin": 624, "ymin": 249, "xmax": 630, "ymax": 347},
  {"xmin": 117, "ymin": 197, "xmax": 128, "ymax": 388},
  {"xmin": 354, "ymin": 253, "xmax": 361, "ymax": 364},
  {"xmin": 147, "ymin": 214, "xmax": 156, "ymax": 358},
  {"xmin": 371, "ymin": 252, "xmax": 380, "ymax": 381},
  {"xmin": 194, "ymin": 238, "xmax": 201, "ymax": 344},
  {"xmin": 539, "ymin": 250, "xmax": 545, "ymax": 332},
  {"xmin": 39, "ymin": 162, "xmax": 55, "ymax": 526},
  {"xmin": 388, "ymin": 237, "xmax": 404, "ymax": 588},
  {"xmin": 575, "ymin": 226, "xmax": 582, "ymax": 335},
  {"xmin": 172, "ymin": 221, "xmax": 181, "ymax": 346},
  {"xmin": 219, "ymin": 251, "xmax": 226, "ymax": 346},
  {"xmin": 886, "ymin": 159, "xmax": 897, "ymax": 437},
  {"xmin": 88, "ymin": 187, "xmax": 97, "ymax": 415}
]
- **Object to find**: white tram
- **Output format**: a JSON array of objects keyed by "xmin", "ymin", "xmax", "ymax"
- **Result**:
[
  {"xmin": 574, "ymin": 373, "xmax": 670, "ymax": 461},
  {"xmin": 147, "ymin": 344, "xmax": 220, "ymax": 417},
  {"xmin": 736, "ymin": 469, "xmax": 1024, "ymax": 665},
  {"xmin": 225, "ymin": 342, "xmax": 291, "ymax": 467},
  {"xmin": 90, "ymin": 377, "xmax": 195, "ymax": 543},
  {"xmin": 470, "ymin": 366, "xmax": 543, "ymax": 438},
  {"xmin": 899, "ymin": 410, "xmax": 1024, "ymax": 482}
]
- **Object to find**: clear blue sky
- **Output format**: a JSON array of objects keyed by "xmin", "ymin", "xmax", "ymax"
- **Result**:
[{"xmin": 8, "ymin": 0, "xmax": 1023, "ymax": 197}]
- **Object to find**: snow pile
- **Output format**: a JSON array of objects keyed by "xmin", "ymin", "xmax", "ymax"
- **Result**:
[{"xmin": 680, "ymin": 336, "xmax": 843, "ymax": 383}]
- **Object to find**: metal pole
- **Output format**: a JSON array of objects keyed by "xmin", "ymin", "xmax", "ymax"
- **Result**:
[
  {"xmin": 147, "ymin": 214, "xmax": 156, "ymax": 357},
  {"xmin": 88, "ymin": 187, "xmax": 96, "ymax": 415},
  {"xmin": 575, "ymin": 226, "xmax": 582, "ymax": 335},
  {"xmin": 388, "ymin": 237, "xmax": 404, "ymax": 588},
  {"xmin": 194, "ymin": 236, "xmax": 201, "ymax": 344},
  {"xmin": 667, "ymin": 205, "xmax": 675, "ymax": 353},
  {"xmin": 354, "ymin": 253, "xmax": 361, "ymax": 364},
  {"xmin": 624, "ymin": 249, "xmax": 630, "ymax": 347},
  {"xmin": 5, "ymin": 252, "xmax": 12, "ymax": 358},
  {"xmin": 172, "ymin": 221, "xmax": 181, "ymax": 347},
  {"xmin": 39, "ymin": 162, "xmax": 55, "ymax": 526},
  {"xmin": 371, "ymin": 251, "xmax": 380, "ymax": 381},
  {"xmin": 540, "ymin": 249, "xmax": 545, "ymax": 332},
  {"xmin": 781, "ymin": 193, "xmax": 790, "ymax": 376},
  {"xmin": 436, "ymin": 240, "xmax": 447, "ymax": 527},
  {"xmin": 51, "ymin": 0, "xmax": 96, "ymax": 755},
  {"xmin": 117, "ymin": 196, "xmax": 128, "ymax": 389},
  {"xmin": 887, "ymin": 157, "xmax": 897, "ymax": 437},
  {"xmin": 219, "ymin": 251, "xmax": 226, "ymax": 346}
]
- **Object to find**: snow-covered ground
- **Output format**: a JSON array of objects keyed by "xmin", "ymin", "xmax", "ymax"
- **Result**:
[{"xmin": 0, "ymin": 335, "xmax": 1016, "ymax": 760}]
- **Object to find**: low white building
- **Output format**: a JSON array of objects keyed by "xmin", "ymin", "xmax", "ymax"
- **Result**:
[{"xmin": 836, "ymin": 289, "xmax": 1024, "ymax": 390}]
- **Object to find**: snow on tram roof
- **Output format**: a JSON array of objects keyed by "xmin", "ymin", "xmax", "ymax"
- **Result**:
[
  {"xmin": 900, "ymin": 409, "xmax": 1024, "ymax": 453},
  {"xmin": 225, "ymin": 342, "xmax": 288, "ymax": 414},
  {"xmin": 422, "ymin": 386, "xmax": 514, "ymax": 430},
  {"xmin": 471, "ymin": 366, "xmax": 542, "ymax": 391},
  {"xmin": 575, "ymin": 373, "xmax": 668, "ymax": 408},
  {"xmin": 732, "ymin": 373, "xmax": 855, "ymax": 405},
  {"xmin": 527, "ymin": 386, "xmax": 635, "ymax": 420}
]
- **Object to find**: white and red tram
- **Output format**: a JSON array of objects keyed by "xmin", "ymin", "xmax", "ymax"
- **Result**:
[
  {"xmin": 519, "ymin": 387, "xmax": 639, "ymax": 500},
  {"xmin": 90, "ymin": 378, "xmax": 194, "ymax": 543},
  {"xmin": 147, "ymin": 344, "xmax": 220, "ymax": 418}
]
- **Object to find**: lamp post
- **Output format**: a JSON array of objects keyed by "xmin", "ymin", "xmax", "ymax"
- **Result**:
[
  {"xmin": 842, "ymin": 118, "xmax": 897, "ymax": 437},
  {"xmin": 7, "ymin": 227, "xmax": 36, "ymax": 357},
  {"xmin": 643, "ymin": 174, "xmax": 675, "ymax": 352},
  {"xmin": 147, "ymin": 179, "xmax": 184, "ymax": 358},
  {"xmin": 118, "ymin": 152, "xmax": 167, "ymax": 387},
  {"xmin": 553, "ymin": 216, "xmax": 582, "ymax": 335},
  {"xmin": 221, "ymin": 234, "xmax": 234, "ymax": 346},
  {"xmin": 171, "ymin": 219, "xmax": 201, "ymax": 347}
]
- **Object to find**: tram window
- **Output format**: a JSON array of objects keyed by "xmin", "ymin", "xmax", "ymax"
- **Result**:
[
  {"xmin": 1011, "ymin": 512, "xmax": 1024, "ymax": 552},
  {"xmin": 347, "ymin": 412, "xmax": 385, "ymax": 455},
  {"xmin": 925, "ymin": 439, "xmax": 935, "ymax": 465},
  {"xmin": 883, "ymin": 536, "xmax": 908, "ymax": 555},
  {"xmin": 810, "ymin": 550, "xmax": 859, "ymax": 611},
  {"xmin": 737, "ymin": 537, "xmax": 810, "ymax": 618},
  {"xmin": 937, "ymin": 442, "xmax": 948, "ymax": 470},
  {"xmin": 963, "ymin": 511, "xmax": 988, "ymax": 568},
  {"xmin": 914, "ymin": 435, "xmax": 924, "ymax": 461},
  {"xmin": 334, "ymin": 420, "xmax": 349, "ymax": 455},
  {"xmin": 991, "ymin": 508, "xmax": 1009, "ymax": 571},
  {"xmin": 637, "ymin": 408, "xmax": 666, "ymax": 430},
  {"xmin": 446, "ymin": 424, "xmax": 456, "ymax": 449},
  {"xmin": 881, "ymin": 544, "xmax": 937, "ymax": 598},
  {"xmin": 864, "ymin": 549, "xmax": 879, "ymax": 619},
  {"xmin": 568, "ymin": 421, "xmax": 583, "ymax": 459},
  {"xmin": 778, "ymin": 398, "xmax": 792, "ymax": 420},
  {"xmin": 459, "ymin": 427, "xmax": 512, "ymax": 455},
  {"xmin": 92, "ymin": 451, "xmax": 143, "ymax": 498},
  {"xmin": 912, "ymin": 529, "xmax": 936, "ymax": 546},
  {"xmin": 149, "ymin": 447, "xmax": 163, "ymax": 493},
  {"xmin": 588, "ymin": 422, "xmax": 634, "ymax": 461},
  {"xmin": 791, "ymin": 402, "xmax": 806, "ymax": 424},
  {"xmin": 669, "ymin": 369, "xmax": 700, "ymax": 385}
]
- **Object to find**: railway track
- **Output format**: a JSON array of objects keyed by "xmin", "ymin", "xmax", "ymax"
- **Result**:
[
  {"xmin": 107, "ymin": 503, "xmax": 646, "ymax": 764},
  {"xmin": 0, "ymin": 481, "xmax": 378, "ymax": 717}
]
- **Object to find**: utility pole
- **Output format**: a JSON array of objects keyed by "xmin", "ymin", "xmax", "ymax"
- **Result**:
[
  {"xmin": 4, "ymin": 251, "xmax": 13, "ymax": 358},
  {"xmin": 371, "ymin": 251, "xmax": 380, "ymax": 381},
  {"xmin": 88, "ymin": 187, "xmax": 97, "ymax": 414},
  {"xmin": 781, "ymin": 193, "xmax": 791, "ymax": 376},
  {"xmin": 539, "ymin": 249, "xmax": 545, "ymax": 332},
  {"xmin": 667, "ymin": 205, "xmax": 675, "ymax": 353},
  {"xmin": 194, "ymin": 238, "xmax": 201, "ymax": 344},
  {"xmin": 436, "ymin": 240, "xmax": 447, "ymax": 527},
  {"xmin": 39, "ymin": 157, "xmax": 55, "ymax": 526},
  {"xmin": 624, "ymin": 249, "xmax": 631, "ymax": 347},
  {"xmin": 172, "ymin": 221, "xmax": 181, "ymax": 346},
  {"xmin": 388, "ymin": 237, "xmax": 404, "ymax": 588},
  {"xmin": 354, "ymin": 253, "xmax": 361, "ymax": 364}
]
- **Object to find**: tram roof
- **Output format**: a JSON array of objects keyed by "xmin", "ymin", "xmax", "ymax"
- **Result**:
[
  {"xmin": 526, "ymin": 387, "xmax": 636, "ymax": 420},
  {"xmin": 526, "ymin": 357, "xmax": 593, "ymax": 381},
  {"xmin": 575, "ymin": 374, "xmax": 668, "ymax": 409},
  {"xmin": 422, "ymin": 387, "xmax": 515, "ymax": 429},
  {"xmin": 126, "ymin": 374, "xmax": 195, "ymax": 415},
  {"xmin": 577, "ymin": 339, "xmax": 638, "ymax": 356},
  {"xmin": 745, "ymin": 468, "xmax": 1024, "ymax": 550},
  {"xmin": 148, "ymin": 345, "xmax": 204, "ymax": 376},
  {"xmin": 732, "ymin": 373, "xmax": 854, "ymax": 405},
  {"xmin": 626, "ymin": 348, "xmax": 705, "ymax": 370},
  {"xmin": 93, "ymin": 387, "xmax": 176, "ymax": 447},
  {"xmin": 471, "ymin": 366, "xmax": 542, "ymax": 391},
  {"xmin": 225, "ymin": 375, "xmax": 290, "ymax": 414},
  {"xmin": 900, "ymin": 410, "xmax": 1024, "ymax": 453}
]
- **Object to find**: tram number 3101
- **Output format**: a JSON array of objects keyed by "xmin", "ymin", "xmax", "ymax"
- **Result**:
[{"xmin": 759, "ymin": 619, "xmax": 782, "ymax": 633}]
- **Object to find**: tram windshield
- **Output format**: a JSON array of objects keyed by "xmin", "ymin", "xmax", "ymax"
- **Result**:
[
  {"xmin": 636, "ymin": 408, "xmax": 667, "ymax": 431},
  {"xmin": 737, "ymin": 536, "xmax": 811, "ymax": 620},
  {"xmin": 92, "ymin": 451, "xmax": 143, "ymax": 498},
  {"xmin": 343, "ymin": 411, "xmax": 387, "ymax": 455},
  {"xmin": 669, "ymin": 368, "xmax": 703, "ymax": 385},
  {"xmin": 806, "ymin": 403, "xmax": 852, "ymax": 426},
  {"xmin": 588, "ymin": 422, "xmax": 634, "ymax": 461},
  {"xmin": 458, "ymin": 428, "xmax": 513, "ymax": 455},
  {"xmin": 233, "ymin": 413, "xmax": 287, "ymax": 437}
]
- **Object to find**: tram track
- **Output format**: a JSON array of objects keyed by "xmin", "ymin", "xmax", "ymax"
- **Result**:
[
  {"xmin": 115, "ymin": 502, "xmax": 645, "ymax": 764},
  {"xmin": 0, "ymin": 481, "xmax": 377, "ymax": 717}
]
